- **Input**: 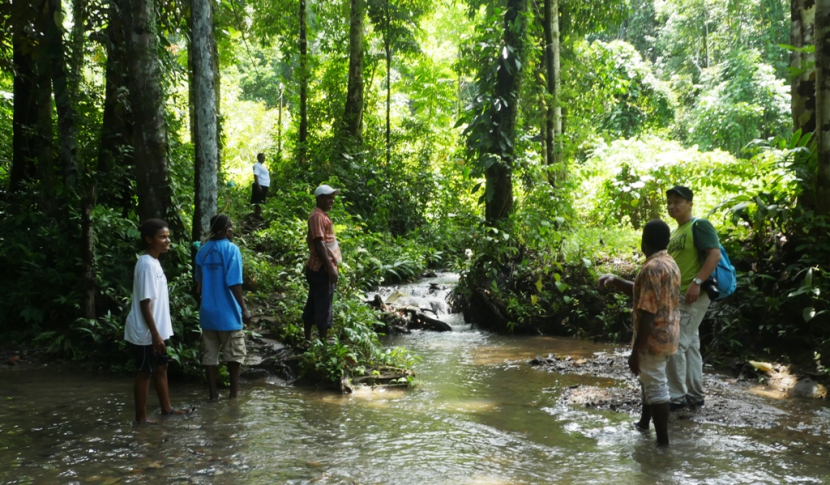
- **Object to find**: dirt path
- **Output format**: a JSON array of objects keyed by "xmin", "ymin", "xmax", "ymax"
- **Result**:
[{"xmin": 530, "ymin": 350, "xmax": 795, "ymax": 428}]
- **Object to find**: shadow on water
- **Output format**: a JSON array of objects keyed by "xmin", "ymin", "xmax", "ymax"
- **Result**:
[{"xmin": 2, "ymin": 272, "xmax": 830, "ymax": 484}]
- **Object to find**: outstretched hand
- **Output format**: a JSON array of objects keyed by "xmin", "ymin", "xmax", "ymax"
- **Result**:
[{"xmin": 597, "ymin": 274, "xmax": 617, "ymax": 291}]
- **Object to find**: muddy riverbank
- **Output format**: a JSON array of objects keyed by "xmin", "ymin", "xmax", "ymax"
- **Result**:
[{"xmin": 530, "ymin": 349, "xmax": 826, "ymax": 429}]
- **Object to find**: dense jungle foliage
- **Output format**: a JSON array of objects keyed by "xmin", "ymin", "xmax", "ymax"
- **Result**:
[{"xmin": 2, "ymin": 0, "xmax": 830, "ymax": 382}]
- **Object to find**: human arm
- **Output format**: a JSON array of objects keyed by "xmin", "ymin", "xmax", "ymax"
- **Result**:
[
  {"xmin": 139, "ymin": 299, "xmax": 166, "ymax": 355},
  {"xmin": 629, "ymin": 310, "xmax": 655, "ymax": 376},
  {"xmin": 313, "ymin": 237, "xmax": 338, "ymax": 284},
  {"xmin": 685, "ymin": 247, "xmax": 721, "ymax": 304},
  {"xmin": 598, "ymin": 274, "xmax": 634, "ymax": 297},
  {"xmin": 225, "ymin": 245, "xmax": 251, "ymax": 323},
  {"xmin": 230, "ymin": 284, "xmax": 252, "ymax": 324}
]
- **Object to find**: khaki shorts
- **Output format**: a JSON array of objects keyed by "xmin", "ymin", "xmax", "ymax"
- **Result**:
[{"xmin": 201, "ymin": 330, "xmax": 247, "ymax": 366}]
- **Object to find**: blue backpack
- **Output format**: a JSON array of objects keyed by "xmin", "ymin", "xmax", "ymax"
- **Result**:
[{"xmin": 693, "ymin": 218, "xmax": 737, "ymax": 299}]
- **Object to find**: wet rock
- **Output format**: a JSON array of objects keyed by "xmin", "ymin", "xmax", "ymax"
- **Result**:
[
  {"xmin": 240, "ymin": 367, "xmax": 269, "ymax": 379},
  {"xmin": 793, "ymin": 378, "xmax": 828, "ymax": 399}
]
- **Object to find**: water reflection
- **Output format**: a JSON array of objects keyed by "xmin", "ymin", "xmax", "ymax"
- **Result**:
[{"xmin": 2, "ymin": 275, "xmax": 830, "ymax": 483}]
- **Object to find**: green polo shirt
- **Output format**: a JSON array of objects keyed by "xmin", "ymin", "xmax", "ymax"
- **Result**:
[{"xmin": 667, "ymin": 218, "xmax": 719, "ymax": 293}]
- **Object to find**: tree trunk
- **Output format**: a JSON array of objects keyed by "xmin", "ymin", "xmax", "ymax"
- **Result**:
[
  {"xmin": 190, "ymin": 0, "xmax": 219, "ymax": 242},
  {"xmin": 34, "ymin": 0, "xmax": 57, "ymax": 207},
  {"xmin": 816, "ymin": 0, "xmax": 830, "ymax": 214},
  {"xmin": 122, "ymin": 0, "xmax": 180, "ymax": 228},
  {"xmin": 793, "ymin": 0, "xmax": 817, "ymax": 134},
  {"xmin": 342, "ymin": 0, "xmax": 365, "ymax": 144},
  {"xmin": 485, "ymin": 0, "xmax": 528, "ymax": 223},
  {"xmin": 299, "ymin": 0, "xmax": 308, "ymax": 162},
  {"xmin": 69, "ymin": 0, "xmax": 87, "ymax": 103},
  {"xmin": 97, "ymin": 0, "xmax": 134, "ymax": 214},
  {"xmin": 46, "ymin": 0, "xmax": 79, "ymax": 193},
  {"xmin": 11, "ymin": 0, "xmax": 38, "ymax": 192},
  {"xmin": 551, "ymin": 0, "xmax": 561, "ymax": 147},
  {"xmin": 385, "ymin": 0, "xmax": 391, "ymax": 166},
  {"xmin": 542, "ymin": 0, "xmax": 562, "ymax": 184},
  {"xmin": 80, "ymin": 186, "xmax": 97, "ymax": 319}
]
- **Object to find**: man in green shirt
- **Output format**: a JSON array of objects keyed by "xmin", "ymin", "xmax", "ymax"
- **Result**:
[{"xmin": 665, "ymin": 185, "xmax": 721, "ymax": 410}]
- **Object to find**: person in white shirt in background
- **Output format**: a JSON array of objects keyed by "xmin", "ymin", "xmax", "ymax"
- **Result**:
[
  {"xmin": 251, "ymin": 153, "xmax": 270, "ymax": 216},
  {"xmin": 124, "ymin": 219, "xmax": 194, "ymax": 423}
]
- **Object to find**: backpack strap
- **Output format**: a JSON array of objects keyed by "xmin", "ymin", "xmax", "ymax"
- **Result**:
[{"xmin": 690, "ymin": 217, "xmax": 707, "ymax": 262}]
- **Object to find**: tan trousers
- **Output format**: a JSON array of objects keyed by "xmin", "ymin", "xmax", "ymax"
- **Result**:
[{"xmin": 667, "ymin": 294, "xmax": 710, "ymax": 404}]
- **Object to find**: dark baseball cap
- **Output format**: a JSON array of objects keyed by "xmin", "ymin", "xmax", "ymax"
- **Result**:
[{"xmin": 666, "ymin": 185, "xmax": 693, "ymax": 201}]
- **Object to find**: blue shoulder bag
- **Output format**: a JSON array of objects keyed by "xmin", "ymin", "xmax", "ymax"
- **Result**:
[{"xmin": 692, "ymin": 218, "xmax": 736, "ymax": 300}]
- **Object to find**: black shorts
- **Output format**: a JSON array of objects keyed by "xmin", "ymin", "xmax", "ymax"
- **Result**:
[
  {"xmin": 251, "ymin": 184, "xmax": 269, "ymax": 204},
  {"xmin": 128, "ymin": 343, "xmax": 169, "ymax": 374},
  {"xmin": 302, "ymin": 266, "xmax": 335, "ymax": 330}
]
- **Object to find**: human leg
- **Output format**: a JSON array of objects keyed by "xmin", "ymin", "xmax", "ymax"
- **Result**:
[
  {"xmin": 201, "ymin": 331, "xmax": 224, "ymax": 400},
  {"xmin": 153, "ymin": 363, "xmax": 173, "ymax": 413},
  {"xmin": 129, "ymin": 343, "xmax": 156, "ymax": 422},
  {"xmin": 134, "ymin": 372, "xmax": 152, "ymax": 422},
  {"xmin": 652, "ymin": 403, "xmax": 670, "ymax": 446},
  {"xmin": 228, "ymin": 362, "xmax": 241, "ymax": 398},
  {"xmin": 302, "ymin": 268, "xmax": 319, "ymax": 342},
  {"xmin": 666, "ymin": 300, "xmax": 695, "ymax": 405},
  {"xmin": 685, "ymin": 295, "xmax": 710, "ymax": 405},
  {"xmin": 222, "ymin": 331, "xmax": 247, "ymax": 399},
  {"xmin": 304, "ymin": 267, "xmax": 334, "ymax": 343},
  {"xmin": 638, "ymin": 353, "xmax": 670, "ymax": 446},
  {"xmin": 206, "ymin": 365, "xmax": 219, "ymax": 400}
]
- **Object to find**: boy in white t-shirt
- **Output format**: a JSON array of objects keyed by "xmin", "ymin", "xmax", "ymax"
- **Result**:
[
  {"xmin": 251, "ymin": 153, "xmax": 270, "ymax": 207},
  {"xmin": 124, "ymin": 219, "xmax": 194, "ymax": 422}
]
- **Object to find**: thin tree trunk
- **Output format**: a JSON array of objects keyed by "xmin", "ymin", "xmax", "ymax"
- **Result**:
[
  {"xmin": 46, "ymin": 0, "xmax": 79, "ymax": 193},
  {"xmin": 11, "ymin": 0, "xmax": 38, "ymax": 192},
  {"xmin": 122, "ymin": 0, "xmax": 180, "ymax": 229},
  {"xmin": 190, "ymin": 0, "xmax": 219, "ymax": 241},
  {"xmin": 342, "ymin": 0, "xmax": 365, "ymax": 144},
  {"xmin": 793, "ymin": 0, "xmax": 817, "ymax": 134},
  {"xmin": 97, "ymin": 0, "xmax": 134, "ymax": 214},
  {"xmin": 80, "ymin": 185, "xmax": 97, "ymax": 319},
  {"xmin": 299, "ymin": 0, "xmax": 308, "ymax": 162},
  {"xmin": 543, "ymin": 0, "xmax": 554, "ymax": 169},
  {"xmin": 34, "ymin": 0, "xmax": 57, "ymax": 208},
  {"xmin": 385, "ymin": 0, "xmax": 391, "ymax": 166},
  {"xmin": 69, "ymin": 0, "xmax": 87, "ymax": 100},
  {"xmin": 485, "ymin": 0, "xmax": 528, "ymax": 223},
  {"xmin": 816, "ymin": 0, "xmax": 830, "ymax": 214}
]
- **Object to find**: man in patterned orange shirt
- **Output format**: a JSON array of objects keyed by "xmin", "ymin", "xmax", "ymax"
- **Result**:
[
  {"xmin": 599, "ymin": 219, "xmax": 680, "ymax": 446},
  {"xmin": 302, "ymin": 184, "xmax": 342, "ymax": 344}
]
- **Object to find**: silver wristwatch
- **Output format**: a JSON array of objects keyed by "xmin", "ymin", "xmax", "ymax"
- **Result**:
[{"xmin": 693, "ymin": 278, "xmax": 703, "ymax": 285}]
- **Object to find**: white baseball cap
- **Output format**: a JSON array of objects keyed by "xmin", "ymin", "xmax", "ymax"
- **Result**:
[{"xmin": 314, "ymin": 184, "xmax": 340, "ymax": 197}]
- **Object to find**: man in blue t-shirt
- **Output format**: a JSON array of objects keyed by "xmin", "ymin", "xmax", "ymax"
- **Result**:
[{"xmin": 196, "ymin": 215, "xmax": 252, "ymax": 400}]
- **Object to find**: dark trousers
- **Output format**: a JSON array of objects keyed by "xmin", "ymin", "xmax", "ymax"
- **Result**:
[
  {"xmin": 302, "ymin": 266, "xmax": 334, "ymax": 329},
  {"xmin": 251, "ymin": 184, "xmax": 269, "ymax": 204}
]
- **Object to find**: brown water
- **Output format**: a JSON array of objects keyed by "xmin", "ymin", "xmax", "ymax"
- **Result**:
[{"xmin": 2, "ymin": 274, "xmax": 830, "ymax": 484}]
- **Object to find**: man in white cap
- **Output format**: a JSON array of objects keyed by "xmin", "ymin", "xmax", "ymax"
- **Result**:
[{"xmin": 302, "ymin": 184, "xmax": 342, "ymax": 344}]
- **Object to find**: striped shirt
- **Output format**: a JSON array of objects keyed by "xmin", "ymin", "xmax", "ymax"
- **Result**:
[{"xmin": 306, "ymin": 207, "xmax": 341, "ymax": 271}]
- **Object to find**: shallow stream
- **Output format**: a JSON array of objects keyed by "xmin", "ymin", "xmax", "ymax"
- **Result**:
[{"xmin": 2, "ymin": 273, "xmax": 830, "ymax": 484}]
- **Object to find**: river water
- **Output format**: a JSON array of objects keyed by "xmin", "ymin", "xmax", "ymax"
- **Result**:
[{"xmin": 2, "ymin": 273, "xmax": 830, "ymax": 484}]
